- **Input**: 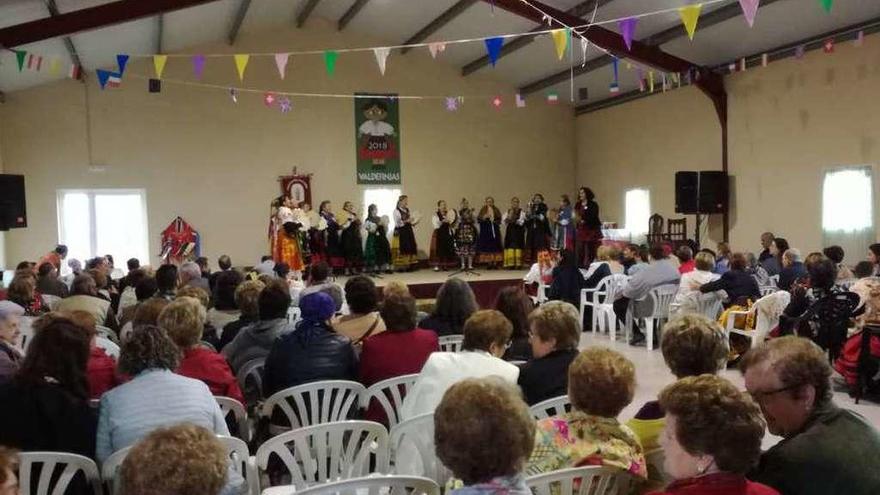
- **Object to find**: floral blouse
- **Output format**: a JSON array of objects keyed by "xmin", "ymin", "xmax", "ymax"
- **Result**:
[
  {"xmin": 526, "ymin": 411, "xmax": 648, "ymax": 480},
  {"xmin": 449, "ymin": 475, "xmax": 531, "ymax": 495}
]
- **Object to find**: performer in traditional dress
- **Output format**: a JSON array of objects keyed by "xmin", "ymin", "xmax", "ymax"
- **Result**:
[
  {"xmin": 502, "ymin": 197, "xmax": 526, "ymax": 270},
  {"xmin": 430, "ymin": 200, "xmax": 458, "ymax": 272},
  {"xmin": 525, "ymin": 193, "xmax": 551, "ymax": 264},
  {"xmin": 458, "ymin": 198, "xmax": 471, "ymax": 219},
  {"xmin": 392, "ymin": 195, "xmax": 419, "ymax": 271},
  {"xmin": 271, "ymin": 196, "xmax": 308, "ymax": 273},
  {"xmin": 476, "ymin": 196, "xmax": 503, "ymax": 269},
  {"xmin": 575, "ymin": 187, "xmax": 603, "ymax": 267},
  {"xmin": 364, "ymin": 204, "xmax": 392, "ymax": 274},
  {"xmin": 304, "ymin": 203, "xmax": 327, "ymax": 266},
  {"xmin": 319, "ymin": 200, "xmax": 346, "ymax": 274},
  {"xmin": 340, "ymin": 201, "xmax": 364, "ymax": 275},
  {"xmin": 455, "ymin": 207, "xmax": 478, "ymax": 270},
  {"xmin": 553, "ymin": 194, "xmax": 575, "ymax": 252}
]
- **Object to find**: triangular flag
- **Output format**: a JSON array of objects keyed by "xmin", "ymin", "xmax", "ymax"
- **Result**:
[
  {"xmin": 648, "ymin": 71, "xmax": 655, "ymax": 93},
  {"xmin": 15, "ymin": 50, "xmax": 26, "ymax": 71},
  {"xmin": 234, "ymin": 54, "xmax": 249, "ymax": 81},
  {"xmin": 153, "ymin": 54, "xmax": 168, "ymax": 79},
  {"xmin": 819, "ymin": 0, "xmax": 833, "ymax": 13},
  {"xmin": 116, "ymin": 54, "xmax": 129, "ymax": 75},
  {"xmin": 761, "ymin": 53, "xmax": 769, "ymax": 67},
  {"xmin": 795, "ymin": 45, "xmax": 805, "ymax": 59},
  {"xmin": 515, "ymin": 94, "xmax": 526, "ymax": 108},
  {"xmin": 485, "ymin": 37, "xmax": 504, "ymax": 67},
  {"xmin": 274, "ymin": 53, "xmax": 289, "ymax": 79},
  {"xmin": 324, "ymin": 51, "xmax": 338, "ymax": 76},
  {"xmin": 618, "ymin": 18, "xmax": 638, "ymax": 51},
  {"xmin": 551, "ymin": 29, "xmax": 570, "ymax": 60},
  {"xmin": 855, "ymin": 30, "xmax": 865, "ymax": 47},
  {"xmin": 609, "ymin": 57, "xmax": 620, "ymax": 93},
  {"xmin": 729, "ymin": 62, "xmax": 737, "ymax": 73},
  {"xmin": 739, "ymin": 0, "xmax": 760, "ymax": 28},
  {"xmin": 637, "ymin": 68, "xmax": 645, "ymax": 92},
  {"xmin": 580, "ymin": 38, "xmax": 589, "ymax": 66},
  {"xmin": 192, "ymin": 55, "xmax": 206, "ymax": 79},
  {"xmin": 740, "ymin": 58, "xmax": 747, "ymax": 71},
  {"xmin": 373, "ymin": 47, "xmax": 390, "ymax": 75},
  {"xmin": 823, "ymin": 38, "xmax": 835, "ymax": 53},
  {"xmin": 678, "ymin": 4, "xmax": 702, "ymax": 41},
  {"xmin": 428, "ymin": 42, "xmax": 446, "ymax": 58},
  {"xmin": 96, "ymin": 69, "xmax": 112, "ymax": 89},
  {"xmin": 49, "ymin": 57, "xmax": 61, "ymax": 76}
]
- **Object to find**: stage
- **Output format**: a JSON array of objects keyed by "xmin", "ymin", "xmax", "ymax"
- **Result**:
[{"xmin": 335, "ymin": 269, "xmax": 530, "ymax": 308}]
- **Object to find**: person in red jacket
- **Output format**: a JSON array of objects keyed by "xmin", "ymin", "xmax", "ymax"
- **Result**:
[
  {"xmin": 158, "ymin": 297, "xmax": 244, "ymax": 405},
  {"xmin": 64, "ymin": 310, "xmax": 120, "ymax": 399},
  {"xmin": 359, "ymin": 293, "xmax": 438, "ymax": 425}
]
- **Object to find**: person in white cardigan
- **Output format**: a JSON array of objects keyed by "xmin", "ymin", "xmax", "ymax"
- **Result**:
[
  {"xmin": 400, "ymin": 309, "xmax": 520, "ymax": 421},
  {"xmin": 670, "ymin": 251, "xmax": 721, "ymax": 316}
]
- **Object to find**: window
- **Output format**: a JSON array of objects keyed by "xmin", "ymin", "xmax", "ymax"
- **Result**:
[
  {"xmin": 57, "ymin": 189, "xmax": 149, "ymax": 271},
  {"xmin": 363, "ymin": 188, "xmax": 401, "ymax": 228},
  {"xmin": 822, "ymin": 167, "xmax": 874, "ymax": 264},
  {"xmin": 624, "ymin": 188, "xmax": 651, "ymax": 237}
]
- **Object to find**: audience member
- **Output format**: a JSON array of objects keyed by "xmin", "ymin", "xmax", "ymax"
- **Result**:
[
  {"xmin": 219, "ymin": 279, "xmax": 264, "ymax": 350},
  {"xmin": 758, "ymin": 233, "xmax": 775, "ymax": 263},
  {"xmin": 7, "ymin": 273, "xmax": 46, "ymax": 316},
  {"xmin": 698, "ymin": 253, "xmax": 761, "ymax": 306},
  {"xmin": 66, "ymin": 310, "xmax": 120, "ymax": 400},
  {"xmin": 56, "ymin": 274, "xmax": 118, "ymax": 331},
  {"xmin": 823, "ymin": 245, "xmax": 854, "ymax": 281},
  {"xmin": 741, "ymin": 336, "xmax": 880, "ymax": 495},
  {"xmin": 118, "ymin": 272, "xmax": 154, "ymax": 327},
  {"xmin": 209, "ymin": 254, "xmax": 233, "ymax": 292},
  {"xmin": 401, "ymin": 310, "xmax": 519, "ymax": 420},
  {"xmin": 0, "ymin": 447, "xmax": 17, "ymax": 495},
  {"xmin": 745, "ymin": 252, "xmax": 771, "ymax": 287},
  {"xmin": 676, "ymin": 246, "xmax": 695, "ymax": 275},
  {"xmin": 420, "ymin": 277, "xmax": 479, "ymax": 336},
  {"xmin": 494, "ymin": 286, "xmax": 534, "ymax": 362},
  {"xmin": 296, "ymin": 262, "xmax": 343, "ymax": 311},
  {"xmin": 333, "ymin": 276, "xmax": 386, "ymax": 344},
  {"xmin": 222, "ymin": 281, "xmax": 294, "ymax": 372},
  {"xmin": 628, "ymin": 245, "xmax": 651, "ymax": 276},
  {"xmin": 614, "ymin": 244, "xmax": 681, "ymax": 345},
  {"xmin": 762, "ymin": 238, "xmax": 789, "ymax": 277},
  {"xmin": 206, "ymin": 270, "xmax": 243, "ymax": 330},
  {"xmin": 621, "ymin": 244, "xmax": 640, "ymax": 275},
  {"xmin": 121, "ymin": 296, "xmax": 170, "ymax": 342},
  {"xmin": 583, "ymin": 245, "xmax": 625, "ymax": 288},
  {"xmin": 435, "ymin": 378, "xmax": 535, "ymax": 495},
  {"xmin": 36, "ymin": 261, "xmax": 69, "ymax": 298},
  {"xmin": 0, "ymin": 302, "xmax": 25, "ymax": 384},
  {"xmin": 853, "ymin": 260, "xmax": 875, "ymax": 279},
  {"xmin": 869, "ymin": 243, "xmax": 880, "ymax": 276},
  {"xmin": 548, "ymin": 250, "xmax": 585, "ymax": 307},
  {"xmin": 653, "ymin": 375, "xmax": 777, "ymax": 495},
  {"xmin": 38, "ymin": 245, "xmax": 68, "ymax": 272},
  {"xmin": 715, "ymin": 242, "xmax": 732, "ymax": 275},
  {"xmin": 670, "ymin": 251, "xmax": 720, "ymax": 315},
  {"xmin": 526, "ymin": 347, "xmax": 646, "ymax": 479},
  {"xmin": 179, "ymin": 261, "xmax": 209, "ymax": 292},
  {"xmin": 777, "ymin": 249, "xmax": 807, "ymax": 291},
  {"xmin": 155, "ymin": 264, "xmax": 179, "ymax": 300},
  {"xmin": 176, "ymin": 285, "xmax": 220, "ymax": 349},
  {"xmin": 517, "ymin": 301, "xmax": 579, "ymax": 405}
]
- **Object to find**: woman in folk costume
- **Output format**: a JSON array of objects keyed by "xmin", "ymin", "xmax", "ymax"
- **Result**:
[
  {"xmin": 340, "ymin": 201, "xmax": 364, "ymax": 275},
  {"xmin": 476, "ymin": 197, "xmax": 504, "ymax": 269},
  {"xmin": 525, "ymin": 193, "xmax": 552, "ymax": 264},
  {"xmin": 575, "ymin": 187, "xmax": 603, "ymax": 267},
  {"xmin": 553, "ymin": 194, "xmax": 575, "ymax": 252},
  {"xmin": 304, "ymin": 203, "xmax": 327, "ymax": 265},
  {"xmin": 364, "ymin": 204, "xmax": 392, "ymax": 274},
  {"xmin": 455, "ymin": 207, "xmax": 478, "ymax": 270},
  {"xmin": 319, "ymin": 200, "xmax": 346, "ymax": 274},
  {"xmin": 392, "ymin": 195, "xmax": 419, "ymax": 271},
  {"xmin": 271, "ymin": 196, "xmax": 308, "ymax": 273},
  {"xmin": 430, "ymin": 200, "xmax": 458, "ymax": 272},
  {"xmin": 502, "ymin": 197, "xmax": 526, "ymax": 270}
]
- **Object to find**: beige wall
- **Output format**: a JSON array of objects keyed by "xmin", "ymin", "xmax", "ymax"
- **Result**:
[
  {"xmin": 576, "ymin": 35, "xmax": 880, "ymax": 255},
  {"xmin": 0, "ymin": 18, "xmax": 575, "ymax": 266}
]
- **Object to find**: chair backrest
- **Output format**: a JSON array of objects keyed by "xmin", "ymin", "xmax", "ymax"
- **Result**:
[
  {"xmin": 293, "ymin": 475, "xmax": 440, "ymax": 495},
  {"xmin": 101, "ymin": 446, "xmax": 132, "ymax": 495},
  {"xmin": 18, "ymin": 315, "xmax": 36, "ymax": 354},
  {"xmin": 41, "ymin": 294, "xmax": 62, "ymax": 311},
  {"xmin": 644, "ymin": 449, "xmax": 671, "ymax": 485},
  {"xmin": 667, "ymin": 218, "xmax": 687, "ymax": 240},
  {"xmin": 753, "ymin": 290, "xmax": 791, "ymax": 338},
  {"xmin": 218, "ymin": 435, "xmax": 261, "ymax": 495},
  {"xmin": 593, "ymin": 274, "xmax": 628, "ymax": 305},
  {"xmin": 359, "ymin": 374, "xmax": 419, "ymax": 429},
  {"xmin": 437, "ymin": 334, "xmax": 464, "ymax": 353},
  {"xmin": 526, "ymin": 465, "xmax": 632, "ymax": 495},
  {"xmin": 216, "ymin": 396, "xmax": 250, "ymax": 442},
  {"xmin": 768, "ymin": 274, "xmax": 780, "ymax": 286},
  {"xmin": 648, "ymin": 214, "xmax": 664, "ymax": 236},
  {"xmin": 529, "ymin": 395, "xmax": 571, "ymax": 420},
  {"xmin": 95, "ymin": 336, "xmax": 120, "ymax": 359},
  {"xmin": 18, "ymin": 452, "xmax": 102, "ymax": 495},
  {"xmin": 389, "ymin": 413, "xmax": 452, "ymax": 487},
  {"xmin": 648, "ymin": 284, "xmax": 680, "ymax": 318},
  {"xmin": 95, "ymin": 325, "xmax": 117, "ymax": 343},
  {"xmin": 261, "ymin": 380, "xmax": 366, "ymax": 430},
  {"xmin": 255, "ymin": 420, "xmax": 390, "ymax": 491},
  {"xmin": 760, "ymin": 285, "xmax": 778, "ymax": 297},
  {"xmin": 695, "ymin": 293, "xmax": 723, "ymax": 321},
  {"xmin": 236, "ymin": 358, "xmax": 265, "ymax": 405}
]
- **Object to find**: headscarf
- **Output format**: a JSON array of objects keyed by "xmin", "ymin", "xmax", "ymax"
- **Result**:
[{"xmin": 295, "ymin": 292, "xmax": 336, "ymax": 344}]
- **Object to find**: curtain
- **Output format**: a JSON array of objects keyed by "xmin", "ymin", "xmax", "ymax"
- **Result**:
[{"xmin": 822, "ymin": 167, "xmax": 875, "ymax": 265}]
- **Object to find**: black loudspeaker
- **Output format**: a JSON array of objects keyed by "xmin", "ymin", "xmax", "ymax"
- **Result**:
[
  {"xmin": 698, "ymin": 171, "xmax": 728, "ymax": 214},
  {"xmin": 675, "ymin": 171, "xmax": 699, "ymax": 214},
  {"xmin": 0, "ymin": 174, "xmax": 27, "ymax": 231}
]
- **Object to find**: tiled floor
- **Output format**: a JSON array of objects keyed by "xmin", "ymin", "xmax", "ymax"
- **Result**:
[{"xmin": 578, "ymin": 330, "xmax": 880, "ymax": 448}]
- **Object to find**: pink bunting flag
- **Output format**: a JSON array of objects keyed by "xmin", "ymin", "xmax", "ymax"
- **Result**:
[
  {"xmin": 618, "ymin": 17, "xmax": 638, "ymax": 51},
  {"xmin": 275, "ymin": 53, "xmax": 289, "ymax": 79},
  {"xmin": 192, "ymin": 55, "xmax": 206, "ymax": 79},
  {"xmin": 739, "ymin": 0, "xmax": 760, "ymax": 28},
  {"xmin": 855, "ymin": 30, "xmax": 865, "ymax": 47},
  {"xmin": 428, "ymin": 42, "xmax": 446, "ymax": 59}
]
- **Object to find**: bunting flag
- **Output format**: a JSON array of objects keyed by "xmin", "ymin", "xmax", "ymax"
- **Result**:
[
  {"xmin": 729, "ymin": 62, "xmax": 736, "ymax": 73},
  {"xmin": 761, "ymin": 53, "xmax": 769, "ymax": 67},
  {"xmin": 679, "ymin": 4, "xmax": 702, "ymax": 41},
  {"xmin": 662, "ymin": 73, "xmax": 668, "ymax": 92},
  {"xmin": 116, "ymin": 54, "xmax": 129, "ymax": 75},
  {"xmin": 428, "ymin": 42, "xmax": 446, "ymax": 58},
  {"xmin": 551, "ymin": 29, "xmax": 569, "ymax": 60},
  {"xmin": 264, "ymin": 92, "xmax": 277, "ymax": 107},
  {"xmin": 279, "ymin": 97, "xmax": 292, "ymax": 113},
  {"xmin": 192, "ymin": 55, "xmax": 206, "ymax": 79},
  {"xmin": 68, "ymin": 63, "xmax": 81, "ymax": 79},
  {"xmin": 492, "ymin": 96, "xmax": 503, "ymax": 109},
  {"xmin": 149, "ymin": 79, "xmax": 161, "ymax": 93},
  {"xmin": 324, "ymin": 51, "xmax": 338, "ymax": 76},
  {"xmin": 546, "ymin": 91, "xmax": 559, "ymax": 104},
  {"xmin": 445, "ymin": 97, "xmax": 460, "ymax": 111},
  {"xmin": 234, "ymin": 54, "xmax": 249, "ymax": 81},
  {"xmin": 485, "ymin": 37, "xmax": 504, "ymax": 66},
  {"xmin": 739, "ymin": 0, "xmax": 760, "ymax": 28},
  {"xmin": 648, "ymin": 71, "xmax": 655, "ymax": 93},
  {"xmin": 96, "ymin": 69, "xmax": 113, "ymax": 89},
  {"xmin": 27, "ymin": 54, "xmax": 43, "ymax": 71},
  {"xmin": 609, "ymin": 57, "xmax": 620, "ymax": 93},
  {"xmin": 274, "ymin": 53, "xmax": 289, "ymax": 79},
  {"xmin": 819, "ymin": 0, "xmax": 833, "ymax": 13},
  {"xmin": 515, "ymin": 94, "xmax": 526, "ymax": 108},
  {"xmin": 795, "ymin": 45, "xmax": 805, "ymax": 59},
  {"xmin": 153, "ymin": 55, "xmax": 168, "ymax": 79},
  {"xmin": 740, "ymin": 58, "xmax": 747, "ymax": 71},
  {"xmin": 373, "ymin": 47, "xmax": 390, "ymax": 75},
  {"xmin": 49, "ymin": 57, "xmax": 61, "ymax": 76},
  {"xmin": 618, "ymin": 18, "xmax": 638, "ymax": 51},
  {"xmin": 823, "ymin": 38, "xmax": 835, "ymax": 54},
  {"xmin": 15, "ymin": 50, "xmax": 26, "ymax": 71},
  {"xmin": 637, "ymin": 68, "xmax": 645, "ymax": 92},
  {"xmin": 229, "ymin": 87, "xmax": 239, "ymax": 104},
  {"xmin": 580, "ymin": 38, "xmax": 589, "ymax": 66},
  {"xmin": 855, "ymin": 30, "xmax": 865, "ymax": 47}
]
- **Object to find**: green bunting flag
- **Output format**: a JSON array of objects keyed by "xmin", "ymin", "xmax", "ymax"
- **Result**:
[
  {"xmin": 324, "ymin": 51, "xmax": 339, "ymax": 76},
  {"xmin": 15, "ymin": 50, "xmax": 26, "ymax": 71},
  {"xmin": 819, "ymin": 0, "xmax": 833, "ymax": 13}
]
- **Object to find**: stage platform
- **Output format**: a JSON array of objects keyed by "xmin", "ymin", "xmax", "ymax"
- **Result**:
[{"xmin": 335, "ymin": 269, "xmax": 529, "ymax": 308}]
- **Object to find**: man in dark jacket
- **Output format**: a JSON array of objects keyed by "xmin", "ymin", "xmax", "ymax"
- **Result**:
[{"xmin": 778, "ymin": 248, "xmax": 808, "ymax": 291}]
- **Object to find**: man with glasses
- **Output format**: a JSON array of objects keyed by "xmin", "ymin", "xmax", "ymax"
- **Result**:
[{"xmin": 741, "ymin": 336, "xmax": 880, "ymax": 495}]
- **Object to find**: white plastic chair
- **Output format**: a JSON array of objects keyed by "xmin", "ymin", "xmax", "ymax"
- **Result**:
[
  {"xmin": 759, "ymin": 286, "xmax": 778, "ymax": 297},
  {"xmin": 18, "ymin": 315, "xmax": 36, "ymax": 354},
  {"xmin": 726, "ymin": 291, "xmax": 791, "ymax": 349},
  {"xmin": 437, "ymin": 335, "xmax": 464, "ymax": 352},
  {"xmin": 529, "ymin": 395, "xmax": 571, "ymax": 420},
  {"xmin": 18, "ymin": 452, "xmax": 102, "ymax": 495},
  {"xmin": 265, "ymin": 475, "xmax": 440, "ymax": 495},
  {"xmin": 100, "ymin": 445, "xmax": 132, "ymax": 495},
  {"xmin": 592, "ymin": 275, "xmax": 629, "ymax": 340},
  {"xmin": 218, "ymin": 435, "xmax": 261, "ymax": 495},
  {"xmin": 96, "ymin": 325, "xmax": 117, "ymax": 343},
  {"xmin": 389, "ymin": 413, "xmax": 452, "ymax": 487},
  {"xmin": 95, "ymin": 336, "xmax": 120, "ymax": 359},
  {"xmin": 625, "ymin": 284, "xmax": 678, "ymax": 351},
  {"xmin": 255, "ymin": 420, "xmax": 390, "ymax": 491},
  {"xmin": 768, "ymin": 274, "xmax": 780, "ymax": 287},
  {"xmin": 216, "ymin": 396, "xmax": 251, "ymax": 442},
  {"xmin": 526, "ymin": 465, "xmax": 632, "ymax": 495},
  {"xmin": 580, "ymin": 274, "xmax": 627, "ymax": 335},
  {"xmin": 695, "ymin": 292, "xmax": 724, "ymax": 321},
  {"xmin": 536, "ymin": 282, "xmax": 549, "ymax": 304},
  {"xmin": 359, "ymin": 374, "xmax": 418, "ymax": 429},
  {"xmin": 236, "ymin": 358, "xmax": 265, "ymax": 404},
  {"xmin": 41, "ymin": 294, "xmax": 62, "ymax": 311},
  {"xmin": 261, "ymin": 380, "xmax": 365, "ymax": 432}
]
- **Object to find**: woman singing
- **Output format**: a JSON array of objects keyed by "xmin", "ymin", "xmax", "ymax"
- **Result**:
[
  {"xmin": 430, "ymin": 200, "xmax": 458, "ymax": 272},
  {"xmin": 340, "ymin": 201, "xmax": 364, "ymax": 275},
  {"xmin": 476, "ymin": 197, "xmax": 503, "ymax": 269},
  {"xmin": 271, "ymin": 196, "xmax": 307, "ymax": 273},
  {"xmin": 319, "ymin": 200, "xmax": 346, "ymax": 274},
  {"xmin": 575, "ymin": 187, "xmax": 603, "ymax": 267},
  {"xmin": 392, "ymin": 195, "xmax": 419, "ymax": 272},
  {"xmin": 525, "ymin": 193, "xmax": 552, "ymax": 264},
  {"xmin": 364, "ymin": 204, "xmax": 392, "ymax": 274},
  {"xmin": 502, "ymin": 197, "xmax": 526, "ymax": 269}
]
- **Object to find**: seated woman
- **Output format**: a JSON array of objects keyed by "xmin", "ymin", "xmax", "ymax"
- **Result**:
[
  {"xmin": 494, "ymin": 286, "xmax": 534, "ymax": 362},
  {"xmin": 207, "ymin": 270, "xmax": 243, "ymax": 332},
  {"xmin": 0, "ymin": 447, "xmax": 17, "ymax": 495},
  {"xmin": 332, "ymin": 276, "xmax": 386, "ymax": 345},
  {"xmin": 0, "ymin": 301, "xmax": 25, "ymax": 385},
  {"xmin": 0, "ymin": 316, "xmax": 97, "ymax": 458},
  {"xmin": 671, "ymin": 252, "xmax": 720, "ymax": 316},
  {"xmin": 627, "ymin": 314, "xmax": 729, "ymax": 452},
  {"xmin": 57, "ymin": 274, "xmax": 118, "ymax": 332},
  {"xmin": 697, "ymin": 253, "xmax": 761, "ymax": 306},
  {"xmin": 435, "ymin": 378, "xmax": 535, "ymax": 495},
  {"xmin": 118, "ymin": 275, "xmax": 156, "ymax": 329},
  {"xmin": 652, "ymin": 375, "xmax": 778, "ymax": 495},
  {"xmin": 582, "ymin": 245, "xmax": 625, "ymax": 288},
  {"xmin": 158, "ymin": 297, "xmax": 243, "ymax": 404},
  {"xmin": 744, "ymin": 252, "xmax": 771, "ymax": 287},
  {"xmin": 7, "ymin": 273, "xmax": 47, "ymax": 316},
  {"xmin": 66, "ymin": 310, "xmax": 121, "ymax": 400},
  {"xmin": 176, "ymin": 286, "xmax": 220, "ymax": 349},
  {"xmin": 401, "ymin": 310, "xmax": 519, "ymax": 420},
  {"xmin": 527, "ymin": 347, "xmax": 646, "ymax": 480},
  {"xmin": 120, "ymin": 296, "xmax": 170, "ymax": 342},
  {"xmin": 419, "ymin": 278, "xmax": 478, "ymax": 337},
  {"xmin": 222, "ymin": 281, "xmax": 295, "ymax": 372},
  {"xmin": 714, "ymin": 242, "xmax": 732, "ymax": 275},
  {"xmin": 219, "ymin": 279, "xmax": 264, "ymax": 350},
  {"xmin": 517, "ymin": 301, "xmax": 580, "ymax": 405},
  {"xmin": 548, "ymin": 250, "xmax": 585, "ymax": 307}
]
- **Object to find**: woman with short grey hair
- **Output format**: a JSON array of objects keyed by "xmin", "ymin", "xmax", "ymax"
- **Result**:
[{"xmin": 0, "ymin": 301, "xmax": 25, "ymax": 384}]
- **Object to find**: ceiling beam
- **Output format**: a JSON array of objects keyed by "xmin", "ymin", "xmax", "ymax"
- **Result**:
[
  {"xmin": 228, "ymin": 0, "xmax": 251, "ymax": 44},
  {"xmin": 400, "ymin": 0, "xmax": 478, "ymax": 55},
  {"xmin": 338, "ymin": 0, "xmax": 370, "ymax": 31},
  {"xmin": 43, "ymin": 0, "xmax": 82, "ymax": 71},
  {"xmin": 1, "ymin": 0, "xmax": 224, "ymax": 48},
  {"xmin": 461, "ymin": 0, "xmax": 614, "ymax": 76},
  {"xmin": 156, "ymin": 14, "xmax": 164, "ymax": 53},
  {"xmin": 295, "ymin": 0, "xmax": 321, "ymax": 28}
]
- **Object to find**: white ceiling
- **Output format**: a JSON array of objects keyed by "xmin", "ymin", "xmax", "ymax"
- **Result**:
[{"xmin": 1, "ymin": 0, "xmax": 879, "ymax": 108}]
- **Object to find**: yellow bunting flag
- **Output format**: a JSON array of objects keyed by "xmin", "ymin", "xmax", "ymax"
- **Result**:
[
  {"xmin": 49, "ymin": 57, "xmax": 61, "ymax": 76},
  {"xmin": 153, "ymin": 55, "xmax": 168, "ymax": 79},
  {"xmin": 551, "ymin": 29, "xmax": 570, "ymax": 60},
  {"xmin": 678, "ymin": 4, "xmax": 702, "ymax": 41},
  {"xmin": 234, "ymin": 54, "xmax": 250, "ymax": 81},
  {"xmin": 648, "ymin": 71, "xmax": 655, "ymax": 93}
]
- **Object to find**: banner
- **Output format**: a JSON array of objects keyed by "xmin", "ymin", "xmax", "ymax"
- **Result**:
[{"xmin": 355, "ymin": 93, "xmax": 401, "ymax": 185}]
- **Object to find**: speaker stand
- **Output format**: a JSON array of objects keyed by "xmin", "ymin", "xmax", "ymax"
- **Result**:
[{"xmin": 694, "ymin": 213, "xmax": 703, "ymax": 249}]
